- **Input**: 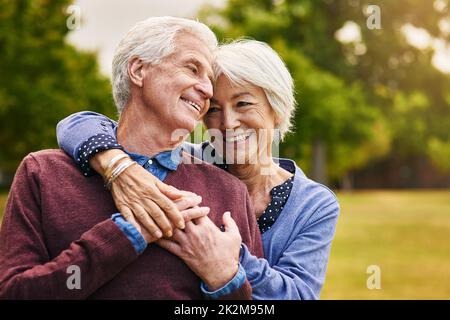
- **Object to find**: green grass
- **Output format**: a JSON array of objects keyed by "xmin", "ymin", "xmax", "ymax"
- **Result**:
[
  {"xmin": 1, "ymin": 190, "xmax": 450, "ymax": 299},
  {"xmin": 321, "ymin": 190, "xmax": 450, "ymax": 299},
  {"xmin": 0, "ymin": 192, "xmax": 7, "ymax": 223}
]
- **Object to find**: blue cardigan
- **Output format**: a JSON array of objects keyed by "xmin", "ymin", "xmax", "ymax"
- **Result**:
[{"xmin": 57, "ymin": 111, "xmax": 340, "ymax": 299}]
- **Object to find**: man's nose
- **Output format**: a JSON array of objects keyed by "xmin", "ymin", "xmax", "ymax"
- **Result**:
[{"xmin": 195, "ymin": 77, "xmax": 213, "ymax": 99}]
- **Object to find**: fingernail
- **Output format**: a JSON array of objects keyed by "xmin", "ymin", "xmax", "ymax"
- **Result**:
[
  {"xmin": 155, "ymin": 230, "xmax": 163, "ymax": 238},
  {"xmin": 177, "ymin": 221, "xmax": 185, "ymax": 229},
  {"xmin": 166, "ymin": 230, "xmax": 173, "ymax": 237}
]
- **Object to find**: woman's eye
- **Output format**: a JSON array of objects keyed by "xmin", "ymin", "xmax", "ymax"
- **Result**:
[{"xmin": 237, "ymin": 101, "xmax": 252, "ymax": 107}]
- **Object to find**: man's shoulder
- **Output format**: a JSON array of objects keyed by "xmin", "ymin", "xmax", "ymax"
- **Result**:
[
  {"xmin": 22, "ymin": 149, "xmax": 78, "ymax": 175},
  {"xmin": 26, "ymin": 149, "xmax": 74, "ymax": 164}
]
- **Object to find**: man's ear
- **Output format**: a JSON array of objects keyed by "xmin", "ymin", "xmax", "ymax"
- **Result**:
[{"xmin": 128, "ymin": 56, "xmax": 145, "ymax": 87}]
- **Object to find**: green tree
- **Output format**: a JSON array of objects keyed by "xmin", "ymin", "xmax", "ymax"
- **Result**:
[{"xmin": 0, "ymin": 0, "xmax": 114, "ymax": 182}]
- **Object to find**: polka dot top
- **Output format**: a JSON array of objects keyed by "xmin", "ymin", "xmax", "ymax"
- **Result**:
[
  {"xmin": 77, "ymin": 134, "xmax": 124, "ymax": 176},
  {"xmin": 257, "ymin": 175, "xmax": 294, "ymax": 234}
]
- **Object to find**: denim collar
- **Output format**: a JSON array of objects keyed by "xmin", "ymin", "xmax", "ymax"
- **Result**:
[{"xmin": 125, "ymin": 145, "xmax": 183, "ymax": 171}]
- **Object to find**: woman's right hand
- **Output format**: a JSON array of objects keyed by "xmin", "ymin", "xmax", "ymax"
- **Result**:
[{"xmin": 90, "ymin": 149, "xmax": 206, "ymax": 240}]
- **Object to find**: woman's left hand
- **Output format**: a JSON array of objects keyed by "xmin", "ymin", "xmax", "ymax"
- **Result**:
[{"xmin": 157, "ymin": 212, "xmax": 242, "ymax": 291}]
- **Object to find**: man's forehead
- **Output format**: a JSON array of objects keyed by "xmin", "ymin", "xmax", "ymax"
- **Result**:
[{"xmin": 173, "ymin": 33, "xmax": 214, "ymax": 62}]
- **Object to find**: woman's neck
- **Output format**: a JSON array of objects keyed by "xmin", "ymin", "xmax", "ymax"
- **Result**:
[{"xmin": 228, "ymin": 161, "xmax": 293, "ymax": 216}]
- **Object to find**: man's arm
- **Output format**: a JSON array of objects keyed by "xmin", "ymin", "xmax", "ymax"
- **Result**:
[
  {"xmin": 157, "ymin": 190, "xmax": 264, "ymax": 300},
  {"xmin": 0, "ymin": 155, "xmax": 139, "ymax": 299},
  {"xmin": 215, "ymin": 191, "xmax": 263, "ymax": 300}
]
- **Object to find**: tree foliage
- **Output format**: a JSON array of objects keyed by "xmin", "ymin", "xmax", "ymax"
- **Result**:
[
  {"xmin": 199, "ymin": 0, "xmax": 450, "ymax": 184},
  {"xmin": 0, "ymin": 0, "xmax": 114, "ymax": 177}
]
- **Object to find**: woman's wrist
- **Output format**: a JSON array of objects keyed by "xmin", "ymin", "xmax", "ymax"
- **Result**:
[{"xmin": 90, "ymin": 149, "xmax": 130, "ymax": 177}]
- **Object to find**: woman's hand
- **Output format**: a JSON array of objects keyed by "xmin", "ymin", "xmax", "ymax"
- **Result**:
[
  {"xmin": 157, "ymin": 212, "xmax": 242, "ymax": 291},
  {"xmin": 90, "ymin": 149, "xmax": 202, "ymax": 239},
  {"xmin": 131, "ymin": 205, "xmax": 211, "ymax": 244}
]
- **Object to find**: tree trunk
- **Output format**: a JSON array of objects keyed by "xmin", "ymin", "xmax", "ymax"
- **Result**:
[
  {"xmin": 311, "ymin": 138, "xmax": 328, "ymax": 185},
  {"xmin": 341, "ymin": 172, "xmax": 353, "ymax": 190}
]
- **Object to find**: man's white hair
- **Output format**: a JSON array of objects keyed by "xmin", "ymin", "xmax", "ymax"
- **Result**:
[
  {"xmin": 213, "ymin": 40, "xmax": 296, "ymax": 139},
  {"xmin": 112, "ymin": 16, "xmax": 218, "ymax": 113}
]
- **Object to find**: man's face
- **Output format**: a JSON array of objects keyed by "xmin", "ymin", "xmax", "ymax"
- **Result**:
[{"xmin": 140, "ymin": 32, "xmax": 214, "ymax": 134}]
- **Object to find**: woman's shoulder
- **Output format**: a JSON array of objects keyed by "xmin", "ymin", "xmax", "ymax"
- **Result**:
[{"xmin": 277, "ymin": 158, "xmax": 340, "ymax": 221}]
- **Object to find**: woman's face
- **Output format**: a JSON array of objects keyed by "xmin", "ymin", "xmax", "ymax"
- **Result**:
[{"xmin": 203, "ymin": 74, "xmax": 278, "ymax": 165}]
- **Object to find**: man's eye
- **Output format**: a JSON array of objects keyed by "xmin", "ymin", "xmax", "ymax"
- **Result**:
[
  {"xmin": 207, "ymin": 106, "xmax": 219, "ymax": 113},
  {"xmin": 187, "ymin": 64, "xmax": 198, "ymax": 73}
]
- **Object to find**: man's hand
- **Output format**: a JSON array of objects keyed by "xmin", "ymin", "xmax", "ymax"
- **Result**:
[{"xmin": 157, "ymin": 212, "xmax": 242, "ymax": 290}]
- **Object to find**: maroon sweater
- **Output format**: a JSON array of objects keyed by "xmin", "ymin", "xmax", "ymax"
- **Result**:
[{"xmin": 0, "ymin": 150, "xmax": 263, "ymax": 299}]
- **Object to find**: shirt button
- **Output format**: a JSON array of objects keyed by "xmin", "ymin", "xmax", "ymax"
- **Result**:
[{"xmin": 147, "ymin": 159, "xmax": 153, "ymax": 165}]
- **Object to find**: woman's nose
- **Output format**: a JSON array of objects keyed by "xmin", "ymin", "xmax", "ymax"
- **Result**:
[{"xmin": 222, "ymin": 108, "xmax": 240, "ymax": 130}]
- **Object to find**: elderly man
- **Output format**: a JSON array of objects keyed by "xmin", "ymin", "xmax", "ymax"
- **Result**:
[{"xmin": 0, "ymin": 17, "xmax": 262, "ymax": 299}]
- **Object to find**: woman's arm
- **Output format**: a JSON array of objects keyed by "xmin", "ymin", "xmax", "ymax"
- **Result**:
[
  {"xmin": 241, "ymin": 200, "xmax": 340, "ymax": 300},
  {"xmin": 56, "ymin": 111, "xmax": 195, "ymax": 238},
  {"xmin": 56, "ymin": 111, "xmax": 120, "ymax": 171}
]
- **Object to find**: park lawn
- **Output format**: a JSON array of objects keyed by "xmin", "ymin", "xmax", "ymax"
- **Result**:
[
  {"xmin": 0, "ymin": 190, "xmax": 449, "ymax": 299},
  {"xmin": 321, "ymin": 190, "xmax": 450, "ymax": 300},
  {"xmin": 0, "ymin": 192, "xmax": 7, "ymax": 223}
]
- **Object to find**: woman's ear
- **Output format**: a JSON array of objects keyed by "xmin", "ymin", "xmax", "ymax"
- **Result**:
[
  {"xmin": 128, "ymin": 56, "xmax": 145, "ymax": 87},
  {"xmin": 273, "ymin": 111, "xmax": 282, "ymax": 129}
]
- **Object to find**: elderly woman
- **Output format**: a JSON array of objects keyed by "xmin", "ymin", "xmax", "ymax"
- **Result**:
[{"xmin": 56, "ymin": 40, "xmax": 339, "ymax": 299}]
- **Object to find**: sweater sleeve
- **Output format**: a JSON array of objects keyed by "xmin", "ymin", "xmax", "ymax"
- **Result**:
[
  {"xmin": 0, "ymin": 155, "xmax": 139, "ymax": 299},
  {"xmin": 240, "ymin": 200, "xmax": 340, "ymax": 300},
  {"xmin": 212, "ymin": 190, "xmax": 263, "ymax": 300}
]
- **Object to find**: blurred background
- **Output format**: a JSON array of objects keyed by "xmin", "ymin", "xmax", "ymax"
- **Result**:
[{"xmin": 1, "ymin": 0, "xmax": 449, "ymax": 299}]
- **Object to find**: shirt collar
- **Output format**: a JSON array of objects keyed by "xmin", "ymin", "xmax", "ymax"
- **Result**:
[{"xmin": 125, "ymin": 145, "xmax": 183, "ymax": 171}]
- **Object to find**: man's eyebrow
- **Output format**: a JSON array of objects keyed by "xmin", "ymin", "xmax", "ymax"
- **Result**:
[{"xmin": 185, "ymin": 57, "xmax": 214, "ymax": 80}]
